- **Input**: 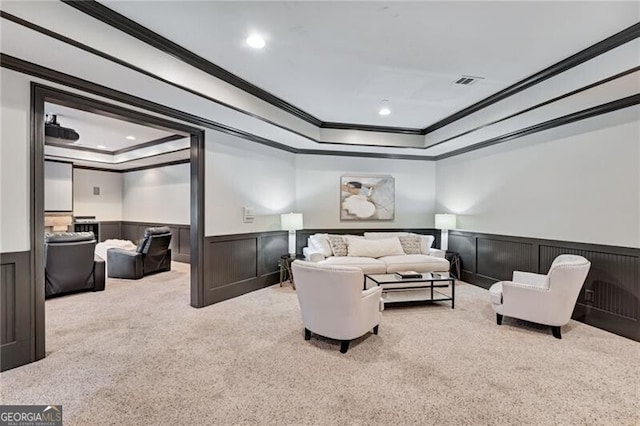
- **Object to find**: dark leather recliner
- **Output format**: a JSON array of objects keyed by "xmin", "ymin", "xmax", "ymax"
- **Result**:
[
  {"xmin": 45, "ymin": 232, "xmax": 105, "ymax": 298},
  {"xmin": 107, "ymin": 227, "xmax": 172, "ymax": 279}
]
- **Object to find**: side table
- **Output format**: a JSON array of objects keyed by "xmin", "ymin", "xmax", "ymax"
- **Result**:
[
  {"xmin": 279, "ymin": 254, "xmax": 304, "ymax": 289},
  {"xmin": 445, "ymin": 251, "xmax": 461, "ymax": 280}
]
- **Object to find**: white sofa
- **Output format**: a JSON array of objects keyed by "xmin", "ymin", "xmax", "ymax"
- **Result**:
[{"xmin": 302, "ymin": 232, "xmax": 450, "ymax": 274}]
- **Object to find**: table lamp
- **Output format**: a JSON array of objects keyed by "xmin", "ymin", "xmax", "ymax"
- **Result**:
[
  {"xmin": 281, "ymin": 213, "xmax": 303, "ymax": 257},
  {"xmin": 435, "ymin": 213, "xmax": 457, "ymax": 251}
]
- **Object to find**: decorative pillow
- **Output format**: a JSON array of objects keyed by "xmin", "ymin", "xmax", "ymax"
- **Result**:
[
  {"xmin": 346, "ymin": 236, "xmax": 405, "ymax": 258},
  {"xmin": 309, "ymin": 233, "xmax": 333, "ymax": 257},
  {"xmin": 398, "ymin": 236, "xmax": 422, "ymax": 254},
  {"xmin": 327, "ymin": 235, "xmax": 348, "ymax": 257}
]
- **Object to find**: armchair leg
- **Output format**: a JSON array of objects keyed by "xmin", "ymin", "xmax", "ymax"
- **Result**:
[
  {"xmin": 340, "ymin": 341, "xmax": 350, "ymax": 353},
  {"xmin": 373, "ymin": 325, "xmax": 379, "ymax": 335},
  {"xmin": 496, "ymin": 314, "xmax": 503, "ymax": 325},
  {"xmin": 551, "ymin": 326, "xmax": 562, "ymax": 339},
  {"xmin": 304, "ymin": 328, "xmax": 311, "ymax": 340}
]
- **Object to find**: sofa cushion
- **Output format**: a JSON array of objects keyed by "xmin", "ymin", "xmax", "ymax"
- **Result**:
[
  {"xmin": 319, "ymin": 256, "xmax": 387, "ymax": 274},
  {"xmin": 346, "ymin": 236, "xmax": 404, "ymax": 258},
  {"xmin": 309, "ymin": 233, "xmax": 333, "ymax": 257},
  {"xmin": 398, "ymin": 236, "xmax": 422, "ymax": 254},
  {"xmin": 379, "ymin": 254, "xmax": 450, "ymax": 273},
  {"xmin": 327, "ymin": 235, "xmax": 348, "ymax": 256}
]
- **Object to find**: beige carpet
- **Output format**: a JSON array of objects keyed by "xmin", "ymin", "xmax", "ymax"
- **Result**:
[{"xmin": 1, "ymin": 262, "xmax": 638, "ymax": 425}]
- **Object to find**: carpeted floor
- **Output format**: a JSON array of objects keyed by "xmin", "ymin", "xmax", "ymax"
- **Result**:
[{"xmin": 1, "ymin": 262, "xmax": 638, "ymax": 425}]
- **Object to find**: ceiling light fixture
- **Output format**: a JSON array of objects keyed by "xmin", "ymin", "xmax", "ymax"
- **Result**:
[
  {"xmin": 246, "ymin": 34, "xmax": 266, "ymax": 49},
  {"xmin": 126, "ymin": 135, "xmax": 136, "ymax": 140},
  {"xmin": 378, "ymin": 100, "xmax": 391, "ymax": 116}
]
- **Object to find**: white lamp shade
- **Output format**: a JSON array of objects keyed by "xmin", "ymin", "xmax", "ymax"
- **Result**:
[
  {"xmin": 281, "ymin": 213, "xmax": 303, "ymax": 231},
  {"xmin": 435, "ymin": 213, "xmax": 457, "ymax": 230}
]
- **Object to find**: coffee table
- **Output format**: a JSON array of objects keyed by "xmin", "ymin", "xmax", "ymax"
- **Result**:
[{"xmin": 364, "ymin": 272, "xmax": 455, "ymax": 308}]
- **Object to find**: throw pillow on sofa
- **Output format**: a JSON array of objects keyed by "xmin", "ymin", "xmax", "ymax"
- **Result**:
[
  {"xmin": 328, "ymin": 235, "xmax": 348, "ymax": 256},
  {"xmin": 309, "ymin": 233, "xmax": 333, "ymax": 257},
  {"xmin": 346, "ymin": 236, "xmax": 405, "ymax": 258},
  {"xmin": 398, "ymin": 236, "xmax": 422, "ymax": 254}
]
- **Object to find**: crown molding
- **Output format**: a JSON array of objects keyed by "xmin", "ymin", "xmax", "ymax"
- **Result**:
[{"xmin": 60, "ymin": 1, "xmax": 640, "ymax": 136}]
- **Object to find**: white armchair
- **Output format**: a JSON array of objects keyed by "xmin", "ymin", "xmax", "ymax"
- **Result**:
[
  {"xmin": 291, "ymin": 260, "xmax": 383, "ymax": 353},
  {"xmin": 489, "ymin": 255, "xmax": 591, "ymax": 339}
]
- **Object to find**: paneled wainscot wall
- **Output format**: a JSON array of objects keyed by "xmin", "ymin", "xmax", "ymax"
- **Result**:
[{"xmin": 203, "ymin": 231, "xmax": 288, "ymax": 306}]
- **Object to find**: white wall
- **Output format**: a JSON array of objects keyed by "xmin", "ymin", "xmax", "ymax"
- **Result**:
[
  {"xmin": 122, "ymin": 163, "xmax": 190, "ymax": 225},
  {"xmin": 436, "ymin": 107, "xmax": 640, "ymax": 248},
  {"xmin": 205, "ymin": 130, "xmax": 296, "ymax": 236},
  {"xmin": 73, "ymin": 168, "xmax": 123, "ymax": 221},
  {"xmin": 0, "ymin": 69, "xmax": 31, "ymax": 252},
  {"xmin": 295, "ymin": 155, "xmax": 436, "ymax": 229}
]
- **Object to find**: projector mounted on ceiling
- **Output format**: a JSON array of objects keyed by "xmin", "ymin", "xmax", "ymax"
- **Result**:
[{"xmin": 45, "ymin": 114, "xmax": 80, "ymax": 143}]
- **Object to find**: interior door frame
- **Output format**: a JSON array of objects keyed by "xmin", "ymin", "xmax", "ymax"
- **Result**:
[{"xmin": 30, "ymin": 83, "xmax": 206, "ymax": 361}]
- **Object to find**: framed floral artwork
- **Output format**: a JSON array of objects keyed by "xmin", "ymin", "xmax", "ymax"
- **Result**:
[{"xmin": 340, "ymin": 175, "xmax": 394, "ymax": 221}]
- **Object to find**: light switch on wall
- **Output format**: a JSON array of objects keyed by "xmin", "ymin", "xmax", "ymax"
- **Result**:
[
  {"xmin": 93, "ymin": 186, "xmax": 100, "ymax": 195},
  {"xmin": 243, "ymin": 207, "xmax": 255, "ymax": 223}
]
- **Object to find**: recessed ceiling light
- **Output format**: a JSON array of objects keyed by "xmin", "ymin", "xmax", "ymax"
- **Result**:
[
  {"xmin": 378, "ymin": 100, "xmax": 391, "ymax": 116},
  {"xmin": 246, "ymin": 34, "xmax": 266, "ymax": 49},
  {"xmin": 97, "ymin": 145, "xmax": 106, "ymax": 149},
  {"xmin": 126, "ymin": 135, "xmax": 136, "ymax": 140}
]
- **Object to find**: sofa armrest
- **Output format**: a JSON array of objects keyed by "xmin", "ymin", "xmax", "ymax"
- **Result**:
[
  {"xmin": 107, "ymin": 248, "xmax": 143, "ymax": 279},
  {"xmin": 428, "ymin": 248, "xmax": 446, "ymax": 258},
  {"xmin": 512, "ymin": 271, "xmax": 548, "ymax": 288},
  {"xmin": 303, "ymin": 247, "xmax": 325, "ymax": 262},
  {"xmin": 362, "ymin": 286, "xmax": 384, "ymax": 312},
  {"xmin": 93, "ymin": 255, "xmax": 106, "ymax": 292}
]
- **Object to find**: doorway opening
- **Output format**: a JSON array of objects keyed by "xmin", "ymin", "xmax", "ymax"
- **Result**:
[{"xmin": 31, "ymin": 84, "xmax": 205, "ymax": 361}]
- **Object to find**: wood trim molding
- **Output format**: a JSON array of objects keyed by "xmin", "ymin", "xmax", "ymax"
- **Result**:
[
  {"xmin": 71, "ymin": 159, "xmax": 190, "ymax": 173},
  {"xmin": 435, "ymin": 94, "xmax": 640, "ymax": 160},
  {"xmin": 422, "ymin": 22, "xmax": 640, "ymax": 134},
  {"xmin": 56, "ymin": 3, "xmax": 640, "ymax": 135},
  {"xmin": 5, "ymin": 54, "xmax": 638, "ymax": 162},
  {"xmin": 2, "ymin": 8, "xmax": 638, "ymax": 152},
  {"xmin": 60, "ymin": 1, "xmax": 323, "ymax": 127},
  {"xmin": 112, "ymin": 134, "xmax": 185, "ymax": 155}
]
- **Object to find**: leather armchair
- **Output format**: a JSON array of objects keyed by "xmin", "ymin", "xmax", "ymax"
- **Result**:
[
  {"xmin": 45, "ymin": 232, "xmax": 105, "ymax": 298},
  {"xmin": 489, "ymin": 254, "xmax": 591, "ymax": 338},
  {"xmin": 107, "ymin": 227, "xmax": 172, "ymax": 279},
  {"xmin": 291, "ymin": 260, "xmax": 384, "ymax": 353}
]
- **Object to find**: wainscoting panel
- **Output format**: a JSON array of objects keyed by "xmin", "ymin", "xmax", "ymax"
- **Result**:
[
  {"xmin": 1, "ymin": 251, "xmax": 32, "ymax": 371},
  {"xmin": 477, "ymin": 238, "xmax": 533, "ymax": 282},
  {"xmin": 448, "ymin": 233, "xmax": 475, "ymax": 282},
  {"xmin": 203, "ymin": 231, "xmax": 287, "ymax": 306},
  {"xmin": 260, "ymin": 234, "xmax": 289, "ymax": 277},
  {"xmin": 448, "ymin": 230, "xmax": 639, "ymax": 341},
  {"xmin": 99, "ymin": 222, "xmax": 121, "ymax": 242}
]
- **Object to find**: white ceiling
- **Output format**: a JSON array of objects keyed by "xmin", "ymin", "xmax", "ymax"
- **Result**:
[
  {"xmin": 45, "ymin": 103, "xmax": 177, "ymax": 151},
  {"xmin": 102, "ymin": 1, "xmax": 640, "ymax": 129}
]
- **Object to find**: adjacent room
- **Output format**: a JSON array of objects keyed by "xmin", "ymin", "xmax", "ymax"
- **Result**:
[{"xmin": 0, "ymin": 1, "xmax": 638, "ymax": 425}]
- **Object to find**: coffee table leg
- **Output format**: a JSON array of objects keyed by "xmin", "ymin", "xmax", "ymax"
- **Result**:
[{"xmin": 451, "ymin": 278, "xmax": 455, "ymax": 309}]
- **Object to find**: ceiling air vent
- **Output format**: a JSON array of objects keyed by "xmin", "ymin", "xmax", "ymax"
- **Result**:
[
  {"xmin": 45, "ymin": 114, "xmax": 80, "ymax": 143},
  {"xmin": 454, "ymin": 75, "xmax": 484, "ymax": 86}
]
